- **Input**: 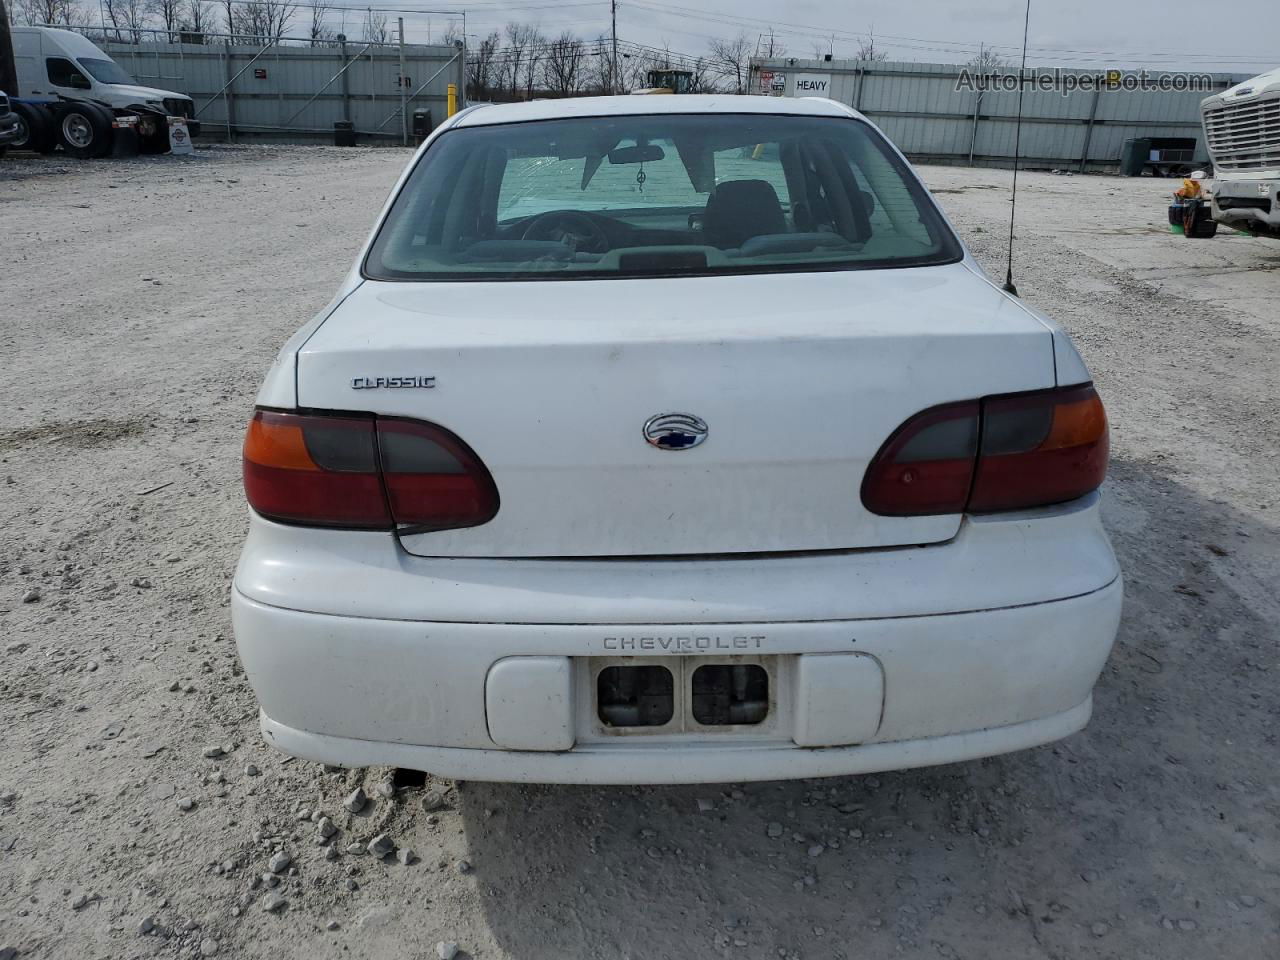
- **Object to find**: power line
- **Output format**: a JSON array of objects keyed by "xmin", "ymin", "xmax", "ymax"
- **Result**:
[
  {"xmin": 625, "ymin": 0, "xmax": 1275, "ymax": 68},
  {"xmin": 278, "ymin": 0, "xmax": 604, "ymax": 16},
  {"xmin": 171, "ymin": 0, "xmax": 1273, "ymax": 71}
]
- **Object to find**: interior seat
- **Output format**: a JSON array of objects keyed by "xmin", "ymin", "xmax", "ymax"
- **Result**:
[{"xmin": 703, "ymin": 180, "xmax": 787, "ymax": 249}]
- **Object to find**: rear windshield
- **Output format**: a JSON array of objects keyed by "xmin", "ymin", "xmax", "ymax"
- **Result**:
[
  {"xmin": 78, "ymin": 57, "xmax": 133, "ymax": 85},
  {"xmin": 364, "ymin": 113, "xmax": 961, "ymax": 281}
]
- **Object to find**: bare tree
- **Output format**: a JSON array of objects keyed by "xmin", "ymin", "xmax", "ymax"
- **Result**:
[
  {"xmin": 757, "ymin": 27, "xmax": 785, "ymax": 58},
  {"xmin": 582, "ymin": 35, "xmax": 616, "ymax": 95},
  {"xmin": 232, "ymin": 2, "xmax": 260, "ymax": 39},
  {"xmin": 541, "ymin": 30, "xmax": 584, "ymax": 97},
  {"xmin": 236, "ymin": 0, "xmax": 293, "ymax": 40},
  {"xmin": 500, "ymin": 21, "xmax": 540, "ymax": 99},
  {"xmin": 521, "ymin": 28, "xmax": 545, "ymax": 98},
  {"xmin": 967, "ymin": 44, "xmax": 1007, "ymax": 70},
  {"xmin": 16, "ymin": 0, "xmax": 89, "ymax": 26},
  {"xmin": 361, "ymin": 6, "xmax": 387, "ymax": 43},
  {"xmin": 686, "ymin": 56, "xmax": 718, "ymax": 93},
  {"xmin": 855, "ymin": 29, "xmax": 889, "ymax": 62},
  {"xmin": 114, "ymin": 0, "xmax": 152, "ymax": 41},
  {"xmin": 100, "ymin": 0, "xmax": 126, "ymax": 38},
  {"xmin": 585, "ymin": 34, "xmax": 647, "ymax": 95},
  {"xmin": 182, "ymin": 0, "xmax": 213, "ymax": 36},
  {"xmin": 439, "ymin": 20, "xmax": 462, "ymax": 46},
  {"xmin": 307, "ymin": 0, "xmax": 333, "ymax": 44},
  {"xmin": 466, "ymin": 30, "xmax": 500, "ymax": 100},
  {"xmin": 617, "ymin": 48, "xmax": 646, "ymax": 92},
  {"xmin": 809, "ymin": 35, "xmax": 835, "ymax": 60},
  {"xmin": 708, "ymin": 31, "xmax": 752, "ymax": 94},
  {"xmin": 150, "ymin": 0, "xmax": 183, "ymax": 37},
  {"xmin": 268, "ymin": 0, "xmax": 296, "ymax": 37}
]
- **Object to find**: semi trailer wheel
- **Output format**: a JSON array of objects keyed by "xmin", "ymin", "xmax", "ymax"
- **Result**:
[
  {"xmin": 55, "ymin": 103, "xmax": 114, "ymax": 159},
  {"xmin": 10, "ymin": 102, "xmax": 55, "ymax": 153}
]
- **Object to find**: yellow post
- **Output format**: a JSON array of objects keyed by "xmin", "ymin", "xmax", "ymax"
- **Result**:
[{"xmin": 447, "ymin": 83, "xmax": 458, "ymax": 118}]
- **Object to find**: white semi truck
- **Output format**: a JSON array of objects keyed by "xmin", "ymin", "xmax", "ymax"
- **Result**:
[
  {"xmin": 4, "ymin": 26, "xmax": 197, "ymax": 158},
  {"xmin": 1201, "ymin": 67, "xmax": 1280, "ymax": 239}
]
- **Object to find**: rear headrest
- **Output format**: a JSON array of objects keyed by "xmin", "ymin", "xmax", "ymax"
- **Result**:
[{"xmin": 704, "ymin": 179, "xmax": 786, "ymax": 249}]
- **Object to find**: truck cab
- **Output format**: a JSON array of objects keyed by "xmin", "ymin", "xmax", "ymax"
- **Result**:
[
  {"xmin": 11, "ymin": 27, "xmax": 198, "ymax": 139},
  {"xmin": 631, "ymin": 69, "xmax": 694, "ymax": 95},
  {"xmin": 1201, "ymin": 68, "xmax": 1280, "ymax": 238}
]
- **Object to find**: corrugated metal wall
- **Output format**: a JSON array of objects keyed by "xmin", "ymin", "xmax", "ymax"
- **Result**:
[
  {"xmin": 99, "ymin": 39, "xmax": 465, "ymax": 143},
  {"xmin": 752, "ymin": 58, "xmax": 1253, "ymax": 170}
]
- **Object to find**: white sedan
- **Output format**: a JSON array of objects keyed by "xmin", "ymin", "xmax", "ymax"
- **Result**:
[{"xmin": 232, "ymin": 94, "xmax": 1121, "ymax": 784}]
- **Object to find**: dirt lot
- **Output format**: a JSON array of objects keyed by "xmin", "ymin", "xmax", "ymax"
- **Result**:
[{"xmin": 1, "ymin": 144, "xmax": 1277, "ymax": 960}]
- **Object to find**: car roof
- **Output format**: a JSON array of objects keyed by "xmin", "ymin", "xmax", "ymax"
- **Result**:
[
  {"xmin": 16, "ymin": 26, "xmax": 108, "ymax": 60},
  {"xmin": 452, "ymin": 94, "xmax": 859, "ymax": 128}
]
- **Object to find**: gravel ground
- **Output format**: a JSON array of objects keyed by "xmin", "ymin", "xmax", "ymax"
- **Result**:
[{"xmin": 1, "ymin": 144, "xmax": 1277, "ymax": 960}]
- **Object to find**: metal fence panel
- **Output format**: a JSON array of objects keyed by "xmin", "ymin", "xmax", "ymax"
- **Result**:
[
  {"xmin": 94, "ymin": 34, "xmax": 464, "ymax": 143},
  {"xmin": 66, "ymin": 36, "xmax": 1250, "ymax": 163},
  {"xmin": 756, "ymin": 57, "xmax": 1252, "ymax": 171}
]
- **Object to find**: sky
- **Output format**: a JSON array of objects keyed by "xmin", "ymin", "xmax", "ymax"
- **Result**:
[{"xmin": 366, "ymin": 0, "xmax": 1278, "ymax": 75}]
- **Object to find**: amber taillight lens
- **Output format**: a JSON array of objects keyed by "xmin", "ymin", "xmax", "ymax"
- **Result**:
[
  {"xmin": 967, "ymin": 385, "xmax": 1108, "ymax": 512},
  {"xmin": 861, "ymin": 384, "xmax": 1108, "ymax": 516},
  {"xmin": 242, "ymin": 410, "xmax": 498, "ymax": 531}
]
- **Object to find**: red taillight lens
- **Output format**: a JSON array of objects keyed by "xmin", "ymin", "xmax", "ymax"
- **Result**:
[
  {"xmin": 861, "ymin": 384, "xmax": 1108, "ymax": 517},
  {"xmin": 377, "ymin": 418, "xmax": 499, "ymax": 532},
  {"xmin": 242, "ymin": 410, "xmax": 498, "ymax": 531},
  {"xmin": 859, "ymin": 401, "xmax": 979, "ymax": 516}
]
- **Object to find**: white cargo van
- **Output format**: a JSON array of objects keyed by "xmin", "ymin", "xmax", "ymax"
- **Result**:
[{"xmin": 10, "ymin": 26, "xmax": 198, "ymax": 154}]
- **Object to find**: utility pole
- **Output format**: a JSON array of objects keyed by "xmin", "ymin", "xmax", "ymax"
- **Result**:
[
  {"xmin": 610, "ymin": 0, "xmax": 618, "ymax": 94},
  {"xmin": 398, "ymin": 16, "xmax": 407, "ymax": 146}
]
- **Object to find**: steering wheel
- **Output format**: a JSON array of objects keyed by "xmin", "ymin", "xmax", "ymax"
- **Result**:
[{"xmin": 520, "ymin": 211, "xmax": 610, "ymax": 253}]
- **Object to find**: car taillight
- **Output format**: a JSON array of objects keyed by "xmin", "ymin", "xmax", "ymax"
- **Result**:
[
  {"xmin": 968, "ymin": 384, "xmax": 1108, "ymax": 512},
  {"xmin": 242, "ymin": 410, "xmax": 498, "ymax": 531},
  {"xmin": 376, "ymin": 418, "xmax": 499, "ymax": 532},
  {"xmin": 861, "ymin": 384, "xmax": 1108, "ymax": 516},
  {"xmin": 859, "ymin": 400, "xmax": 980, "ymax": 516},
  {"xmin": 243, "ymin": 412, "xmax": 389, "ymax": 528}
]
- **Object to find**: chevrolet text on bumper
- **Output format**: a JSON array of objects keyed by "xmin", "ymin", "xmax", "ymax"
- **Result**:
[{"xmin": 232, "ymin": 94, "xmax": 1122, "ymax": 784}]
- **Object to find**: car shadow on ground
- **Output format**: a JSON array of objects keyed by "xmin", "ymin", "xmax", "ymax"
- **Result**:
[{"xmin": 453, "ymin": 457, "xmax": 1279, "ymax": 959}]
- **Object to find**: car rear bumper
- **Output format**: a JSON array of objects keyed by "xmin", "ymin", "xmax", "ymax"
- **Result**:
[
  {"xmin": 232, "ymin": 496, "xmax": 1122, "ymax": 783},
  {"xmin": 257, "ymin": 697, "xmax": 1096, "ymax": 785}
]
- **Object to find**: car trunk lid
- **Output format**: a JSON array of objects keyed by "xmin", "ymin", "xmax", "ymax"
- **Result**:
[{"xmin": 296, "ymin": 263, "xmax": 1054, "ymax": 557}]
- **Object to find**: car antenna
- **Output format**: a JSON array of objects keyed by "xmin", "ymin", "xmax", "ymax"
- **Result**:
[{"xmin": 1002, "ymin": 0, "xmax": 1033, "ymax": 297}]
